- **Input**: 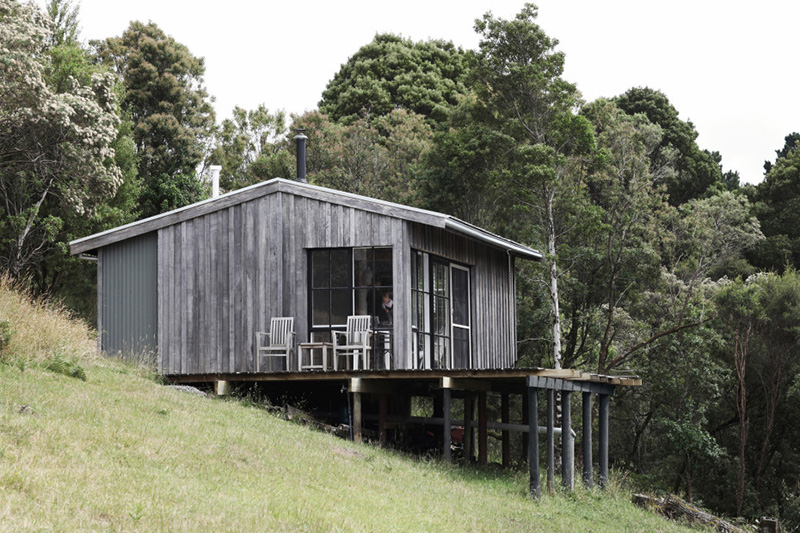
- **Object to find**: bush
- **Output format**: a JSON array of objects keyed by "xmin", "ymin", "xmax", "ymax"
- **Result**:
[{"xmin": 43, "ymin": 352, "xmax": 87, "ymax": 381}]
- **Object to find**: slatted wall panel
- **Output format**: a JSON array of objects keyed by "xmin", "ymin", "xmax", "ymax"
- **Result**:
[
  {"xmin": 156, "ymin": 189, "xmax": 517, "ymax": 375},
  {"xmin": 407, "ymin": 223, "xmax": 517, "ymax": 369},
  {"xmin": 282, "ymin": 195, "xmax": 410, "ymax": 359},
  {"xmin": 159, "ymin": 194, "xmax": 284, "ymax": 374}
]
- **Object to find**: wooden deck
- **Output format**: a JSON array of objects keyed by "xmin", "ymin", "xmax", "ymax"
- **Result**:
[{"xmin": 165, "ymin": 366, "xmax": 642, "ymax": 388}]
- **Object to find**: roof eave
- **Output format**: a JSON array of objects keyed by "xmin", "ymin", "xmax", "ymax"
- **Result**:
[{"xmin": 443, "ymin": 219, "xmax": 543, "ymax": 261}]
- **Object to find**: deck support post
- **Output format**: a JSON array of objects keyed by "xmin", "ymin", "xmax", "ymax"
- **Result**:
[
  {"xmin": 352, "ymin": 391, "xmax": 362, "ymax": 444},
  {"xmin": 561, "ymin": 390, "xmax": 574, "ymax": 490},
  {"xmin": 547, "ymin": 389, "xmax": 555, "ymax": 494},
  {"xmin": 599, "ymin": 393, "xmax": 610, "ymax": 488},
  {"xmin": 442, "ymin": 387, "xmax": 452, "ymax": 463},
  {"xmin": 582, "ymin": 391, "xmax": 593, "ymax": 489},
  {"xmin": 379, "ymin": 394, "xmax": 388, "ymax": 447},
  {"xmin": 528, "ymin": 385, "xmax": 540, "ymax": 499},
  {"xmin": 214, "ymin": 380, "xmax": 230, "ymax": 396},
  {"xmin": 478, "ymin": 391, "xmax": 488, "ymax": 465},
  {"xmin": 464, "ymin": 393, "xmax": 474, "ymax": 462},
  {"xmin": 522, "ymin": 391, "xmax": 529, "ymax": 462},
  {"xmin": 501, "ymin": 393, "xmax": 510, "ymax": 467}
]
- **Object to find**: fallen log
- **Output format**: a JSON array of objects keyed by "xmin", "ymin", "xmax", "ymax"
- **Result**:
[{"xmin": 632, "ymin": 494, "xmax": 745, "ymax": 533}]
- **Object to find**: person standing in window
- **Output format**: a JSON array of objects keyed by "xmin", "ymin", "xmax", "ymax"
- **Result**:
[{"xmin": 377, "ymin": 291, "xmax": 393, "ymax": 326}]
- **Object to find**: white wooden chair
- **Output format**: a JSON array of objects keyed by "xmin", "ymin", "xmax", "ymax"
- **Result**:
[
  {"xmin": 256, "ymin": 317, "xmax": 295, "ymax": 372},
  {"xmin": 332, "ymin": 315, "xmax": 372, "ymax": 370}
]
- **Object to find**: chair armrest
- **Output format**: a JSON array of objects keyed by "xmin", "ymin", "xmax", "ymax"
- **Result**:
[
  {"xmin": 332, "ymin": 330, "xmax": 347, "ymax": 348},
  {"xmin": 256, "ymin": 332, "xmax": 270, "ymax": 347},
  {"xmin": 359, "ymin": 329, "xmax": 373, "ymax": 349}
]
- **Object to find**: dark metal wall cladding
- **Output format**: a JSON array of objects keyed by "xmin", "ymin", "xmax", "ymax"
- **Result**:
[{"xmin": 99, "ymin": 232, "xmax": 158, "ymax": 358}]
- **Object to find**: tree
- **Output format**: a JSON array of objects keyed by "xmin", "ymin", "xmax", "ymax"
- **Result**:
[
  {"xmin": 319, "ymin": 33, "xmax": 470, "ymax": 125},
  {"xmin": 750, "ymin": 140, "xmax": 800, "ymax": 270},
  {"xmin": 94, "ymin": 21, "xmax": 215, "ymax": 217},
  {"xmin": 293, "ymin": 108, "xmax": 432, "ymax": 206},
  {"xmin": 470, "ymin": 4, "xmax": 595, "ymax": 369},
  {"xmin": 615, "ymin": 87, "xmax": 722, "ymax": 205},
  {"xmin": 715, "ymin": 271, "xmax": 800, "ymax": 516},
  {"xmin": 45, "ymin": 0, "xmax": 79, "ymax": 47},
  {"xmin": 0, "ymin": 0, "xmax": 122, "ymax": 278},
  {"xmin": 763, "ymin": 132, "xmax": 799, "ymax": 174},
  {"xmin": 209, "ymin": 105, "xmax": 291, "ymax": 191},
  {"xmin": 419, "ymin": 95, "xmax": 517, "ymax": 231},
  {"xmin": 571, "ymin": 99, "xmax": 672, "ymax": 373}
]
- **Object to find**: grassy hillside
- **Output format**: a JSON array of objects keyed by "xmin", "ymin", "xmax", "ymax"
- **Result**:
[{"xmin": 0, "ymin": 278, "xmax": 696, "ymax": 531}]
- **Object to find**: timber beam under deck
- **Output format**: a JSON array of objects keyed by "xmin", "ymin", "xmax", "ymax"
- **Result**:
[{"xmin": 165, "ymin": 367, "xmax": 642, "ymax": 388}]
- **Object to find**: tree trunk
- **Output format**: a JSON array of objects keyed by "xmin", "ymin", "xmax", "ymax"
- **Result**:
[
  {"xmin": 545, "ymin": 186, "xmax": 562, "ymax": 369},
  {"xmin": 633, "ymin": 494, "xmax": 746, "ymax": 533},
  {"xmin": 734, "ymin": 325, "xmax": 750, "ymax": 517},
  {"xmin": 754, "ymin": 345, "xmax": 785, "ymax": 503}
]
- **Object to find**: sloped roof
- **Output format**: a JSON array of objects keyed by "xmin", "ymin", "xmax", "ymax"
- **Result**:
[{"xmin": 70, "ymin": 178, "xmax": 543, "ymax": 261}]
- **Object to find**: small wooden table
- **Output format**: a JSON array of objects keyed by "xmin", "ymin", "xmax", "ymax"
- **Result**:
[{"xmin": 298, "ymin": 342, "xmax": 332, "ymax": 371}]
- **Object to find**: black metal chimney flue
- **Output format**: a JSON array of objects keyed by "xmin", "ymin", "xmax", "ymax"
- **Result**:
[{"xmin": 293, "ymin": 129, "xmax": 308, "ymax": 183}]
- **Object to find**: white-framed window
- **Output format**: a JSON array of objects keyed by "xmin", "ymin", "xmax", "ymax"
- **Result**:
[{"xmin": 411, "ymin": 250, "xmax": 471, "ymax": 369}]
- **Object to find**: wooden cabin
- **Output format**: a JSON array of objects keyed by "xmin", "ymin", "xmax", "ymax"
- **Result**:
[
  {"xmin": 70, "ymin": 176, "xmax": 640, "ymax": 494},
  {"xmin": 70, "ymin": 177, "xmax": 542, "ymax": 376}
]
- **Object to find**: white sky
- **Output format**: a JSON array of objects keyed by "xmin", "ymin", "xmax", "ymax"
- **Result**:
[{"xmin": 49, "ymin": 0, "xmax": 800, "ymax": 184}]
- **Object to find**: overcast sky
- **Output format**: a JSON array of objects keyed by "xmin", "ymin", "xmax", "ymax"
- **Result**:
[{"xmin": 52, "ymin": 0, "xmax": 800, "ymax": 184}]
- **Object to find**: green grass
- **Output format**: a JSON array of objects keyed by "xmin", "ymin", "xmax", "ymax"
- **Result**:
[{"xmin": 0, "ymin": 278, "xmax": 699, "ymax": 531}]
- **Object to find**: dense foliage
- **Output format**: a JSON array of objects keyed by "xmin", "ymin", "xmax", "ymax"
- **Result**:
[
  {"xmin": 0, "ymin": 0, "xmax": 122, "ymax": 281},
  {"xmin": 319, "ymin": 33, "xmax": 470, "ymax": 125},
  {"xmin": 93, "ymin": 20, "xmax": 215, "ymax": 218},
  {"xmin": 2, "ymin": 0, "xmax": 799, "ymax": 526}
]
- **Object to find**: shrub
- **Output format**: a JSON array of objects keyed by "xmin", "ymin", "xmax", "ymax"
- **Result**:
[{"xmin": 43, "ymin": 352, "xmax": 87, "ymax": 381}]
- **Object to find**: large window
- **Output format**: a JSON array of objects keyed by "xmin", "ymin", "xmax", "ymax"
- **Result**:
[
  {"xmin": 309, "ymin": 247, "xmax": 393, "ymax": 341},
  {"xmin": 411, "ymin": 251, "xmax": 471, "ymax": 369}
]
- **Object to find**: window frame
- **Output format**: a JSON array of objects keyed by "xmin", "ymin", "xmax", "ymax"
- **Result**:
[
  {"xmin": 411, "ymin": 250, "xmax": 472, "ymax": 370},
  {"xmin": 308, "ymin": 246, "xmax": 393, "ymax": 342}
]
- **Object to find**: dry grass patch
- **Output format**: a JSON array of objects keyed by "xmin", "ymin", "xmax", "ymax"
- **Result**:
[{"xmin": 0, "ymin": 275, "xmax": 97, "ymax": 368}]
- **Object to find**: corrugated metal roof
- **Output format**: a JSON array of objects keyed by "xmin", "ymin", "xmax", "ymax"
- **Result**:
[{"xmin": 70, "ymin": 178, "xmax": 543, "ymax": 261}]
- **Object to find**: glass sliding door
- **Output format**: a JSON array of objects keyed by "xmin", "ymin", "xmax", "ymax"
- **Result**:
[
  {"xmin": 411, "ymin": 250, "xmax": 471, "ymax": 370},
  {"xmin": 411, "ymin": 251, "xmax": 431, "ymax": 369},
  {"xmin": 451, "ymin": 264, "xmax": 471, "ymax": 368},
  {"xmin": 431, "ymin": 260, "xmax": 451, "ymax": 369}
]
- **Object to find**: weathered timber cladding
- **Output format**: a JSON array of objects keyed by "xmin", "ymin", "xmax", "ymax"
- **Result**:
[
  {"xmin": 99, "ymin": 232, "xmax": 158, "ymax": 358},
  {"xmin": 159, "ymin": 192, "xmax": 423, "ymax": 374},
  {"xmin": 408, "ymin": 224, "xmax": 516, "ymax": 369},
  {"xmin": 152, "ymin": 188, "xmax": 520, "ymax": 374}
]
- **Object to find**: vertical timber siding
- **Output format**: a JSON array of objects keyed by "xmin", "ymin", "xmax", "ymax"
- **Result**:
[
  {"xmin": 156, "ymin": 190, "xmax": 518, "ymax": 375},
  {"xmin": 99, "ymin": 232, "xmax": 158, "ymax": 358},
  {"xmin": 408, "ymin": 224, "xmax": 516, "ymax": 369},
  {"xmin": 159, "ymin": 195, "xmax": 284, "ymax": 374}
]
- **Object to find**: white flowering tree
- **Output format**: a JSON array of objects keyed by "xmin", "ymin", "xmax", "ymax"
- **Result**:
[{"xmin": 0, "ymin": 0, "xmax": 122, "ymax": 278}]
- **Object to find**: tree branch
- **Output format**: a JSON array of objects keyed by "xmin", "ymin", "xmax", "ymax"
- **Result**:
[{"xmin": 604, "ymin": 316, "xmax": 714, "ymax": 372}]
